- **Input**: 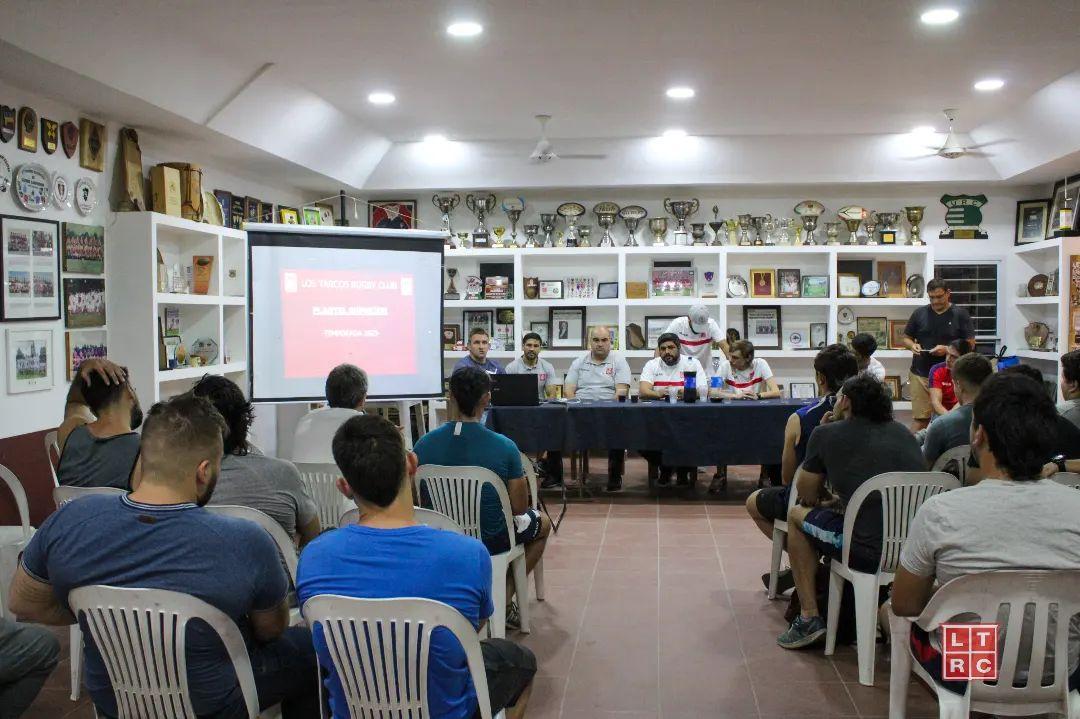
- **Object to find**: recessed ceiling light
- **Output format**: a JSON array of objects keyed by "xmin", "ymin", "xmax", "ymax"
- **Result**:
[
  {"xmin": 911, "ymin": 125, "xmax": 937, "ymax": 135},
  {"xmin": 367, "ymin": 91, "xmax": 396, "ymax": 105},
  {"xmin": 423, "ymin": 134, "xmax": 448, "ymax": 143},
  {"xmin": 974, "ymin": 78, "xmax": 1005, "ymax": 92},
  {"xmin": 666, "ymin": 86, "xmax": 695, "ymax": 100},
  {"xmin": 662, "ymin": 129, "xmax": 688, "ymax": 138},
  {"xmin": 447, "ymin": 21, "xmax": 483, "ymax": 37},
  {"xmin": 920, "ymin": 8, "xmax": 959, "ymax": 24}
]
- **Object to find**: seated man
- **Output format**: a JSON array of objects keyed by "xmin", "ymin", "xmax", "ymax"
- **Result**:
[
  {"xmin": 563, "ymin": 326, "xmax": 632, "ymax": 492},
  {"xmin": 414, "ymin": 366, "xmax": 550, "ymax": 623},
  {"xmin": 638, "ymin": 332, "xmax": 708, "ymax": 486},
  {"xmin": 0, "ymin": 617, "xmax": 60, "ymax": 718},
  {"xmin": 928, "ymin": 339, "xmax": 972, "ymax": 417},
  {"xmin": 922, "ymin": 351, "xmax": 992, "ymax": 467},
  {"xmin": 777, "ymin": 373, "xmax": 925, "ymax": 649},
  {"xmin": 297, "ymin": 414, "xmax": 537, "ymax": 719},
  {"xmin": 998, "ymin": 364, "xmax": 1080, "ymax": 468},
  {"xmin": 851, "ymin": 332, "xmax": 886, "ymax": 382},
  {"xmin": 56, "ymin": 357, "xmax": 141, "ymax": 489},
  {"xmin": 291, "ymin": 363, "xmax": 367, "ymax": 465},
  {"xmin": 9, "ymin": 395, "xmax": 319, "ymax": 718},
  {"xmin": 893, "ymin": 372, "xmax": 1080, "ymax": 692},
  {"xmin": 505, "ymin": 333, "xmax": 562, "ymax": 489},
  {"xmin": 191, "ymin": 375, "xmax": 321, "ymax": 546},
  {"xmin": 1059, "ymin": 349, "xmax": 1080, "ymax": 430},
  {"xmin": 746, "ymin": 344, "xmax": 858, "ymax": 592},
  {"xmin": 453, "ymin": 328, "xmax": 505, "ymax": 375}
]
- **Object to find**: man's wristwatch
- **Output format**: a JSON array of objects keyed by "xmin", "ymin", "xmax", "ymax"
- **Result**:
[{"xmin": 1053, "ymin": 454, "xmax": 1067, "ymax": 474}]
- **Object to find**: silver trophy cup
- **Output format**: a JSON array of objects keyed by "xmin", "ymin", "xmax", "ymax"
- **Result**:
[
  {"xmin": 663, "ymin": 198, "xmax": 700, "ymax": 246},
  {"xmin": 432, "ymin": 193, "xmax": 460, "ymax": 247},
  {"xmin": 539, "ymin": 213, "xmax": 557, "ymax": 248},
  {"xmin": 619, "ymin": 205, "xmax": 647, "ymax": 247},
  {"xmin": 593, "ymin": 202, "xmax": 621, "ymax": 247},
  {"xmin": 648, "ymin": 217, "xmax": 669, "ymax": 247},
  {"xmin": 501, "ymin": 196, "xmax": 526, "ymax": 247},
  {"xmin": 556, "ymin": 202, "xmax": 586, "ymax": 248},
  {"xmin": 465, "ymin": 192, "xmax": 497, "ymax": 248}
]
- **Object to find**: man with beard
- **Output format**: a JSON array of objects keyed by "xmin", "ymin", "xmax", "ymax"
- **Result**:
[
  {"xmin": 638, "ymin": 332, "xmax": 708, "ymax": 486},
  {"xmin": 506, "ymin": 332, "xmax": 563, "ymax": 488},
  {"xmin": 9, "ymin": 395, "xmax": 320, "ymax": 718},
  {"xmin": 55, "ymin": 357, "xmax": 143, "ymax": 490}
]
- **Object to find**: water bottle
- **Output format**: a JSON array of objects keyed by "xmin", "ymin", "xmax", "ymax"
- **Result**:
[{"xmin": 683, "ymin": 370, "xmax": 698, "ymax": 404}]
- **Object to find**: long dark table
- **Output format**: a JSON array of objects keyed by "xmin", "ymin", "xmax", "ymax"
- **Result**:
[{"xmin": 487, "ymin": 398, "xmax": 815, "ymax": 466}]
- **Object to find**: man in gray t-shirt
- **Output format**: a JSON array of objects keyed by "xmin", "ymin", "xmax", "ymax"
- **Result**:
[
  {"xmin": 504, "ymin": 333, "xmax": 558, "ymax": 400},
  {"xmin": 922, "ymin": 352, "xmax": 992, "ymax": 467},
  {"xmin": 1060, "ymin": 349, "xmax": 1080, "ymax": 430}
]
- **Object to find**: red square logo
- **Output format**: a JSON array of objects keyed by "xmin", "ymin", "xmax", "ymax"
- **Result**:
[{"xmin": 942, "ymin": 624, "xmax": 998, "ymax": 681}]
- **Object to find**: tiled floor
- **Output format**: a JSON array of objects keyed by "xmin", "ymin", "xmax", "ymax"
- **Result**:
[{"xmin": 25, "ymin": 462, "xmax": 948, "ymax": 719}]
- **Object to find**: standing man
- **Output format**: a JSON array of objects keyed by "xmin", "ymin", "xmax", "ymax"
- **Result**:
[
  {"xmin": 454, "ymin": 328, "xmax": 505, "ymax": 375},
  {"xmin": 902, "ymin": 278, "xmax": 974, "ymax": 431},
  {"xmin": 505, "ymin": 332, "xmax": 561, "ymax": 488},
  {"xmin": 665, "ymin": 303, "xmax": 729, "ymax": 375},
  {"xmin": 564, "ymin": 327, "xmax": 632, "ymax": 492}
]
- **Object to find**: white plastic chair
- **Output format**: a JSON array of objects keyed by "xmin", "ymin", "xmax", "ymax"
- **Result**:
[
  {"xmin": 520, "ymin": 452, "xmax": 546, "ymax": 601},
  {"xmin": 767, "ymin": 481, "xmax": 800, "ymax": 599},
  {"xmin": 824, "ymin": 471, "xmax": 960, "ymax": 686},
  {"xmin": 337, "ymin": 506, "xmax": 464, "ymax": 533},
  {"xmin": 888, "ymin": 570, "xmax": 1080, "ymax": 719},
  {"xmin": 415, "ymin": 465, "xmax": 530, "ymax": 638},
  {"xmin": 303, "ymin": 595, "xmax": 504, "ymax": 719},
  {"xmin": 1051, "ymin": 472, "xmax": 1080, "ymax": 490},
  {"xmin": 0, "ymin": 464, "xmax": 35, "ymax": 621},
  {"xmin": 54, "ymin": 485, "xmax": 126, "ymax": 508},
  {"xmin": 931, "ymin": 444, "xmax": 970, "ymax": 484},
  {"xmin": 295, "ymin": 462, "xmax": 351, "ymax": 532},
  {"xmin": 45, "ymin": 430, "xmax": 61, "ymax": 487},
  {"xmin": 68, "ymin": 585, "xmax": 269, "ymax": 719}
]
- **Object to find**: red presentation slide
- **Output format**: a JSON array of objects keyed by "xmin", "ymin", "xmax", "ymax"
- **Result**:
[{"xmin": 280, "ymin": 268, "xmax": 415, "ymax": 378}]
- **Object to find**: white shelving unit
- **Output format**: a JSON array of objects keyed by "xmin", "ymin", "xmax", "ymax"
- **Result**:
[{"xmin": 107, "ymin": 212, "xmax": 249, "ymax": 402}]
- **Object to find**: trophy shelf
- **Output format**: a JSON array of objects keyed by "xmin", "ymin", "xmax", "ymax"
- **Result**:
[
  {"xmin": 524, "ymin": 298, "xmax": 620, "ymax": 307},
  {"xmin": 1013, "ymin": 237, "xmax": 1061, "ymax": 257},
  {"xmin": 1014, "ymin": 296, "xmax": 1060, "ymax": 306},
  {"xmin": 838, "ymin": 298, "xmax": 927, "ymax": 307},
  {"xmin": 727, "ymin": 298, "xmax": 831, "ymax": 306},
  {"xmin": 1012, "ymin": 349, "xmax": 1061, "ymax": 361},
  {"xmin": 155, "ymin": 293, "xmax": 245, "ymax": 306},
  {"xmin": 156, "ymin": 362, "xmax": 248, "ymax": 383},
  {"xmin": 623, "ymin": 298, "xmax": 721, "ymax": 307}
]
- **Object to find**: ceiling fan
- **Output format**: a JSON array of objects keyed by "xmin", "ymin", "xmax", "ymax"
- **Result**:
[
  {"xmin": 529, "ymin": 114, "xmax": 606, "ymax": 162},
  {"xmin": 923, "ymin": 108, "xmax": 996, "ymax": 159}
]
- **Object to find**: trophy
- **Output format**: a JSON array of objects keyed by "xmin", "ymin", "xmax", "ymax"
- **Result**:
[
  {"xmin": 691, "ymin": 223, "xmax": 707, "ymax": 246},
  {"xmin": 777, "ymin": 217, "xmax": 794, "ymax": 245},
  {"xmin": 593, "ymin": 202, "xmax": 621, "ymax": 247},
  {"xmin": 648, "ymin": 217, "xmax": 668, "ymax": 246},
  {"xmin": 578, "ymin": 225, "xmax": 593, "ymax": 248},
  {"xmin": 492, "ymin": 226, "xmax": 507, "ymax": 248},
  {"xmin": 663, "ymin": 198, "xmax": 700, "ymax": 245},
  {"xmin": 432, "ymin": 193, "xmax": 460, "ymax": 247},
  {"xmin": 523, "ymin": 224, "xmax": 539, "ymax": 248},
  {"xmin": 876, "ymin": 212, "xmax": 900, "ymax": 244},
  {"xmin": 456, "ymin": 231, "xmax": 471, "ymax": 249},
  {"xmin": 556, "ymin": 202, "xmax": 586, "ymax": 248},
  {"xmin": 724, "ymin": 217, "xmax": 739, "ymax": 245},
  {"xmin": 465, "ymin": 192, "xmax": 496, "ymax": 248},
  {"xmin": 619, "ymin": 205, "xmax": 647, "ymax": 247},
  {"xmin": 709, "ymin": 205, "xmax": 725, "ymax": 246},
  {"xmin": 750, "ymin": 215, "xmax": 768, "ymax": 246},
  {"xmin": 794, "ymin": 200, "xmax": 825, "ymax": 246},
  {"xmin": 444, "ymin": 268, "xmax": 460, "ymax": 300},
  {"xmin": 904, "ymin": 206, "xmax": 926, "ymax": 246},
  {"xmin": 837, "ymin": 206, "xmax": 865, "ymax": 245},
  {"xmin": 539, "ymin": 213, "xmax": 557, "ymax": 248},
  {"xmin": 824, "ymin": 221, "xmax": 841, "ymax": 245},
  {"xmin": 501, "ymin": 196, "xmax": 526, "ymax": 247},
  {"xmin": 762, "ymin": 216, "xmax": 776, "ymax": 245},
  {"xmin": 737, "ymin": 214, "xmax": 753, "ymax": 246}
]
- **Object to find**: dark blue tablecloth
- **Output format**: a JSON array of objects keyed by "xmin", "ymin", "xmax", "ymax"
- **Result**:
[{"xmin": 486, "ymin": 398, "xmax": 815, "ymax": 465}]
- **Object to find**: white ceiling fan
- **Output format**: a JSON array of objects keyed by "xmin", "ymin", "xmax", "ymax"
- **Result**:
[
  {"xmin": 925, "ymin": 108, "xmax": 997, "ymax": 159},
  {"xmin": 529, "ymin": 114, "xmax": 606, "ymax": 162}
]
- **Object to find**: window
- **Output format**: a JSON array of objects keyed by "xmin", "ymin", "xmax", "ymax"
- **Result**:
[{"xmin": 934, "ymin": 262, "xmax": 999, "ymax": 348}]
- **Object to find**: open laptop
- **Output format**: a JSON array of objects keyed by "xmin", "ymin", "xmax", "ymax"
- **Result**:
[{"xmin": 490, "ymin": 373, "xmax": 540, "ymax": 407}]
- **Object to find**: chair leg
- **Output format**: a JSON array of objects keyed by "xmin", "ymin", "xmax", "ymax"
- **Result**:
[
  {"xmin": 534, "ymin": 557, "xmax": 546, "ymax": 601},
  {"xmin": 768, "ymin": 527, "xmax": 785, "ymax": 600},
  {"xmin": 935, "ymin": 688, "xmax": 969, "ymax": 719},
  {"xmin": 489, "ymin": 556, "xmax": 508, "ymax": 639},
  {"xmin": 512, "ymin": 554, "xmax": 530, "ymax": 634},
  {"xmin": 70, "ymin": 624, "xmax": 83, "ymax": 701},
  {"xmin": 824, "ymin": 566, "xmax": 844, "ymax": 656},
  {"xmin": 887, "ymin": 613, "xmax": 912, "ymax": 719},
  {"xmin": 851, "ymin": 574, "xmax": 880, "ymax": 686}
]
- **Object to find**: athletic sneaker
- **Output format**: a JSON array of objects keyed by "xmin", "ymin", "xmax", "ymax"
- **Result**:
[
  {"xmin": 777, "ymin": 614, "xmax": 827, "ymax": 649},
  {"xmin": 505, "ymin": 601, "xmax": 521, "ymax": 631},
  {"xmin": 761, "ymin": 569, "xmax": 795, "ymax": 595},
  {"xmin": 708, "ymin": 471, "xmax": 726, "ymax": 495},
  {"xmin": 606, "ymin": 476, "xmax": 622, "ymax": 492},
  {"xmin": 541, "ymin": 476, "xmax": 563, "ymax": 489}
]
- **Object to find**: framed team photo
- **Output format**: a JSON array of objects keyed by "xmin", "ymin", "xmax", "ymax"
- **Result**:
[
  {"xmin": 368, "ymin": 200, "xmax": 417, "ymax": 230},
  {"xmin": 62, "ymin": 222, "xmax": 105, "ymax": 274},
  {"xmin": 63, "ymin": 277, "xmax": 106, "ymax": 328},
  {"xmin": 2, "ymin": 215, "xmax": 61, "ymax": 321}
]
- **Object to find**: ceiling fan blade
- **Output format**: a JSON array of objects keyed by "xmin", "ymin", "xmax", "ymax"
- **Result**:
[
  {"xmin": 902, "ymin": 152, "xmax": 945, "ymax": 160},
  {"xmin": 966, "ymin": 139, "xmax": 1013, "ymax": 150},
  {"xmin": 557, "ymin": 153, "xmax": 607, "ymax": 160}
]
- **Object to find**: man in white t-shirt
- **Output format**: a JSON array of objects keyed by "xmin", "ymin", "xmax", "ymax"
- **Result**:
[
  {"xmin": 638, "ymin": 332, "xmax": 708, "ymax": 486},
  {"xmin": 665, "ymin": 303, "xmax": 728, "ymax": 372},
  {"xmin": 291, "ymin": 364, "xmax": 366, "ymax": 465},
  {"xmin": 505, "ymin": 332, "xmax": 561, "ymax": 487},
  {"xmin": 851, "ymin": 332, "xmax": 886, "ymax": 382}
]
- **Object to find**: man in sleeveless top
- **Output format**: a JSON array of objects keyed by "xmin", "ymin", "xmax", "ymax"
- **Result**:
[{"xmin": 56, "ymin": 357, "xmax": 142, "ymax": 490}]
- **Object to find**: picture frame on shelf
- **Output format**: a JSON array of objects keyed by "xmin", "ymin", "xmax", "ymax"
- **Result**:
[
  {"xmin": 278, "ymin": 207, "xmax": 300, "ymax": 225},
  {"xmin": 837, "ymin": 273, "xmax": 861, "ymax": 298},
  {"xmin": 317, "ymin": 205, "xmax": 335, "ymax": 226},
  {"xmin": 789, "ymin": 381, "xmax": 817, "ymax": 399},
  {"xmin": 597, "ymin": 282, "xmax": 619, "ymax": 299},
  {"xmin": 1048, "ymin": 174, "xmax": 1080, "ymax": 238},
  {"xmin": 301, "ymin": 207, "xmax": 322, "ymax": 226},
  {"xmin": 650, "ymin": 264, "xmax": 695, "ymax": 297},
  {"xmin": 61, "ymin": 222, "xmax": 104, "ymax": 274},
  {"xmin": 743, "ymin": 306, "xmax": 781, "ymax": 350},
  {"xmin": 786, "ymin": 323, "xmax": 810, "ymax": 349},
  {"xmin": 538, "ymin": 280, "xmax": 563, "ymax": 300},
  {"xmin": 777, "ymin": 269, "xmax": 801, "ymax": 298},
  {"xmin": 810, "ymin": 322, "xmax": 828, "ymax": 349},
  {"xmin": 888, "ymin": 319, "xmax": 907, "ymax": 349},
  {"xmin": 884, "ymin": 375, "xmax": 902, "ymax": 401},
  {"xmin": 877, "ymin": 261, "xmax": 906, "ymax": 298},
  {"xmin": 462, "ymin": 310, "xmax": 494, "ymax": 340},
  {"xmin": 801, "ymin": 275, "xmax": 829, "ymax": 298},
  {"xmin": 644, "ymin": 316, "xmax": 679, "ymax": 348},
  {"xmin": 529, "ymin": 321, "xmax": 551, "ymax": 348},
  {"xmin": 2, "ymin": 215, "xmax": 61, "ymax": 322},
  {"xmin": 549, "ymin": 307, "xmax": 586, "ymax": 349},
  {"xmin": 442, "ymin": 324, "xmax": 460, "ymax": 350},
  {"xmin": 213, "ymin": 190, "xmax": 233, "ymax": 228},
  {"xmin": 1015, "ymin": 199, "xmax": 1050, "ymax": 245},
  {"xmin": 587, "ymin": 324, "xmax": 619, "ymax": 350},
  {"xmin": 856, "ymin": 316, "xmax": 889, "ymax": 349},
  {"xmin": 368, "ymin": 200, "xmax": 417, "ymax": 229},
  {"xmin": 750, "ymin": 269, "xmax": 775, "ymax": 298},
  {"xmin": 65, "ymin": 329, "xmax": 106, "ymax": 381}
]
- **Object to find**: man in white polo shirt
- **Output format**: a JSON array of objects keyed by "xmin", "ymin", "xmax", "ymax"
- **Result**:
[
  {"xmin": 505, "ymin": 332, "xmax": 562, "ymax": 488},
  {"xmin": 665, "ymin": 303, "xmax": 729, "ymax": 374},
  {"xmin": 638, "ymin": 332, "xmax": 708, "ymax": 486},
  {"xmin": 564, "ymin": 326, "xmax": 632, "ymax": 492},
  {"xmin": 292, "ymin": 364, "xmax": 366, "ymax": 465}
]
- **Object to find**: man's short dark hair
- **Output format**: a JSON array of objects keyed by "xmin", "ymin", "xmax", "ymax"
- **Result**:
[
  {"xmin": 332, "ymin": 414, "xmax": 406, "ymax": 508},
  {"xmin": 450, "ymin": 366, "xmax": 491, "ymax": 416},
  {"xmin": 325, "ymin": 364, "xmax": 368, "ymax": 409},
  {"xmin": 190, "ymin": 375, "xmax": 253, "ymax": 455},
  {"xmin": 840, "ymin": 373, "xmax": 893, "ymax": 423},
  {"xmin": 949, "ymin": 338, "xmax": 974, "ymax": 355},
  {"xmin": 972, "ymin": 373, "xmax": 1059, "ymax": 480},
  {"xmin": 1002, "ymin": 363, "xmax": 1044, "ymax": 385},
  {"xmin": 80, "ymin": 368, "xmax": 130, "ymax": 415},
  {"xmin": 730, "ymin": 339, "xmax": 755, "ymax": 358},
  {"xmin": 140, "ymin": 395, "xmax": 227, "ymax": 477},
  {"xmin": 814, "ymin": 344, "xmax": 859, "ymax": 394},
  {"xmin": 522, "ymin": 332, "xmax": 542, "ymax": 345},
  {"xmin": 952, "ymin": 352, "xmax": 993, "ymax": 389},
  {"xmin": 657, "ymin": 332, "xmax": 680, "ymax": 349},
  {"xmin": 850, "ymin": 333, "xmax": 877, "ymax": 357},
  {"xmin": 468, "ymin": 327, "xmax": 489, "ymax": 341},
  {"xmin": 1062, "ymin": 349, "xmax": 1080, "ymax": 385},
  {"xmin": 926, "ymin": 278, "xmax": 949, "ymax": 293}
]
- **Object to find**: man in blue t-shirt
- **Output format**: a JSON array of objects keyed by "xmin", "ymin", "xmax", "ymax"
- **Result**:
[
  {"xmin": 452, "ymin": 328, "xmax": 505, "ymax": 375},
  {"xmin": 9, "ymin": 395, "xmax": 319, "ymax": 719},
  {"xmin": 297, "ymin": 414, "xmax": 536, "ymax": 719}
]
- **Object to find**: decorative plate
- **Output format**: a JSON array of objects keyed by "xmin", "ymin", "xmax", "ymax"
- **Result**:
[
  {"xmin": 556, "ymin": 202, "xmax": 586, "ymax": 219},
  {"xmin": 13, "ymin": 163, "xmax": 51, "ymax": 211},
  {"xmin": 0, "ymin": 154, "xmax": 10, "ymax": 193},
  {"xmin": 906, "ymin": 274, "xmax": 925, "ymax": 298},
  {"xmin": 618, "ymin": 205, "xmax": 647, "ymax": 220},
  {"xmin": 74, "ymin": 177, "xmax": 97, "ymax": 215},
  {"xmin": 1027, "ymin": 273, "xmax": 1049, "ymax": 297},
  {"xmin": 1024, "ymin": 322, "xmax": 1050, "ymax": 350},
  {"xmin": 838, "ymin": 306, "xmax": 855, "ymax": 324},
  {"xmin": 789, "ymin": 331, "xmax": 804, "ymax": 346},
  {"xmin": 861, "ymin": 280, "xmax": 881, "ymax": 297},
  {"xmin": 202, "ymin": 190, "xmax": 223, "ymax": 226},
  {"xmin": 52, "ymin": 172, "xmax": 71, "ymax": 208},
  {"xmin": 793, "ymin": 199, "xmax": 825, "ymax": 217},
  {"xmin": 191, "ymin": 337, "xmax": 219, "ymax": 365},
  {"xmin": 727, "ymin": 275, "xmax": 748, "ymax": 298}
]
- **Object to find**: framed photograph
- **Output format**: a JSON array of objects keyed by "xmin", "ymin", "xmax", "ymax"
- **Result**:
[
  {"xmin": 550, "ymin": 307, "xmax": 586, "ymax": 349},
  {"xmin": 810, "ymin": 322, "xmax": 828, "ymax": 349},
  {"xmin": 538, "ymin": 280, "xmax": 563, "ymax": 300},
  {"xmin": 441, "ymin": 324, "xmax": 460, "ymax": 349},
  {"xmin": 163, "ymin": 306, "xmax": 180, "ymax": 337},
  {"xmin": 777, "ymin": 268, "xmax": 801, "ymax": 298},
  {"xmin": 213, "ymin": 190, "xmax": 233, "ymax": 228},
  {"xmin": 856, "ymin": 316, "xmax": 889, "ymax": 349},
  {"xmin": 1015, "ymin": 199, "xmax": 1050, "ymax": 245},
  {"xmin": 787, "ymin": 323, "xmax": 810, "ymax": 349},
  {"xmin": 644, "ymin": 316, "xmax": 679, "ymax": 348},
  {"xmin": 302, "ymin": 207, "xmax": 322, "ymax": 226},
  {"xmin": 278, "ymin": 207, "xmax": 300, "ymax": 225},
  {"xmin": 884, "ymin": 375, "xmax": 902, "ymax": 401},
  {"xmin": 790, "ymin": 381, "xmax": 817, "ymax": 399},
  {"xmin": 63, "ymin": 278, "xmax": 106, "ymax": 328},
  {"xmin": 587, "ymin": 324, "xmax": 619, "ymax": 350},
  {"xmin": 6, "ymin": 328, "xmax": 53, "ymax": 393},
  {"xmin": 530, "ymin": 321, "xmax": 551, "ymax": 348},
  {"xmin": 462, "ymin": 310, "xmax": 494, "ymax": 339},
  {"xmin": 317, "ymin": 205, "xmax": 335, "ymax": 226},
  {"xmin": 743, "ymin": 306, "xmax": 781, "ymax": 350},
  {"xmin": 368, "ymin": 200, "xmax": 416, "ymax": 230},
  {"xmin": 597, "ymin": 281, "xmax": 619, "ymax": 299},
  {"xmin": 61, "ymin": 222, "xmax": 104, "ymax": 274},
  {"xmin": 650, "ymin": 265, "xmax": 695, "ymax": 297},
  {"xmin": 877, "ymin": 261, "xmax": 906, "ymax": 297},
  {"xmin": 888, "ymin": 319, "xmax": 907, "ymax": 349},
  {"xmin": 2, "ymin": 215, "xmax": 61, "ymax": 321},
  {"xmin": 801, "ymin": 275, "xmax": 829, "ymax": 298},
  {"xmin": 837, "ymin": 273, "xmax": 862, "ymax": 298},
  {"xmin": 750, "ymin": 268, "xmax": 776, "ymax": 298},
  {"xmin": 65, "ymin": 329, "xmax": 107, "ymax": 381},
  {"xmin": 1048, "ymin": 174, "xmax": 1080, "ymax": 238}
]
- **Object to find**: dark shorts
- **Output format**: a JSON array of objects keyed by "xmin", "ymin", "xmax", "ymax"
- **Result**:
[
  {"xmin": 800, "ymin": 507, "xmax": 880, "ymax": 573},
  {"xmin": 482, "ymin": 508, "xmax": 543, "ymax": 555},
  {"xmin": 472, "ymin": 638, "xmax": 537, "ymax": 718},
  {"xmin": 755, "ymin": 485, "xmax": 792, "ymax": 522}
]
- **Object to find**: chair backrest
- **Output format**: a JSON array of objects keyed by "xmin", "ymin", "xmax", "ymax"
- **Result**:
[
  {"xmin": 53, "ymin": 485, "xmax": 126, "ymax": 510},
  {"xmin": 931, "ymin": 444, "xmax": 970, "ymax": 484},
  {"xmin": 519, "ymin": 452, "xmax": 541, "ymax": 509},
  {"xmin": 0, "ymin": 464, "xmax": 32, "ymax": 542},
  {"xmin": 205, "ymin": 505, "xmax": 298, "ymax": 583},
  {"xmin": 1050, "ymin": 471, "xmax": 1080, "ymax": 490},
  {"xmin": 69, "ymin": 585, "xmax": 261, "ymax": 719},
  {"xmin": 842, "ymin": 471, "xmax": 960, "ymax": 572},
  {"xmin": 337, "ymin": 507, "xmax": 464, "ymax": 534},
  {"xmin": 915, "ymin": 569, "xmax": 1080, "ymax": 711},
  {"xmin": 44, "ymin": 430, "xmax": 60, "ymax": 487},
  {"xmin": 302, "ymin": 595, "xmax": 494, "ymax": 719},
  {"xmin": 414, "ymin": 465, "xmax": 515, "ymax": 548},
  {"xmin": 295, "ymin": 462, "xmax": 351, "ymax": 532}
]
